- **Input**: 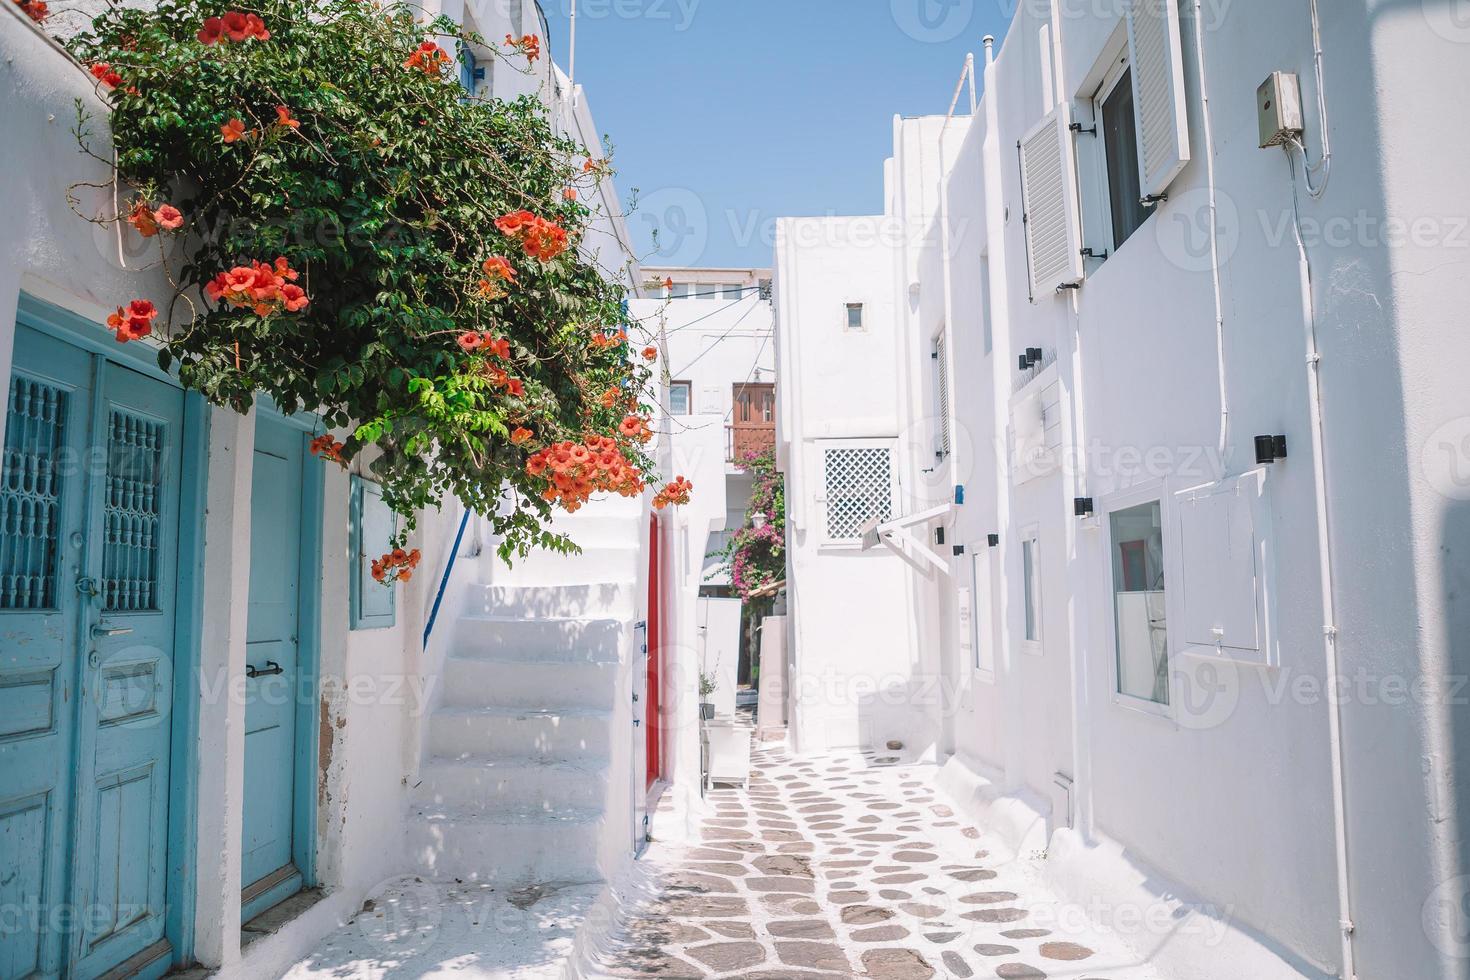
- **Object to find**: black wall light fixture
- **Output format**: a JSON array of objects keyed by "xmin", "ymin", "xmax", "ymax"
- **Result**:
[
  {"xmin": 1255, "ymin": 435, "xmax": 1289, "ymax": 465},
  {"xmin": 1074, "ymin": 497, "xmax": 1095, "ymax": 518},
  {"xmin": 987, "ymin": 533, "xmax": 1000, "ymax": 548},
  {"xmin": 1018, "ymin": 347, "xmax": 1043, "ymax": 371}
]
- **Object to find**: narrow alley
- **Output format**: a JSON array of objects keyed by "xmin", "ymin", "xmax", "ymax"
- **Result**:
[{"xmin": 589, "ymin": 740, "xmax": 1161, "ymax": 980}]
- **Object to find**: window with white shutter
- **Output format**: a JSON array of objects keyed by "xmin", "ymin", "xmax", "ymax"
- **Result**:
[
  {"xmin": 1126, "ymin": 0, "xmax": 1191, "ymax": 200},
  {"xmin": 821, "ymin": 443, "xmax": 896, "ymax": 543},
  {"xmin": 1019, "ymin": 106, "xmax": 1084, "ymax": 299},
  {"xmin": 933, "ymin": 332, "xmax": 952, "ymax": 461}
]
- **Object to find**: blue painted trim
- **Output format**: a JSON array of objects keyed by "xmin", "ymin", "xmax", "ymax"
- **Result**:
[
  {"xmin": 256, "ymin": 393, "xmax": 321, "ymax": 433},
  {"xmin": 423, "ymin": 509, "xmax": 470, "ymax": 650},
  {"xmin": 16, "ymin": 294, "xmax": 183, "ymax": 388},
  {"xmin": 240, "ymin": 867, "xmax": 303, "ymax": 925},
  {"xmin": 291, "ymin": 426, "xmax": 324, "ymax": 891},
  {"xmin": 165, "ymin": 390, "xmax": 209, "ymax": 965},
  {"xmin": 349, "ymin": 475, "xmax": 397, "ymax": 630}
]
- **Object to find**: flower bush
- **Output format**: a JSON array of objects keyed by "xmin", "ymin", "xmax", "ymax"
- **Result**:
[
  {"xmin": 708, "ymin": 449, "xmax": 784, "ymax": 601},
  {"xmin": 67, "ymin": 0, "xmax": 680, "ymax": 569}
]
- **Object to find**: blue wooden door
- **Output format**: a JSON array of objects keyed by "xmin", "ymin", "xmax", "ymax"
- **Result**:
[
  {"xmin": 0, "ymin": 325, "xmax": 184, "ymax": 980},
  {"xmin": 240, "ymin": 416, "xmax": 305, "ymax": 918}
]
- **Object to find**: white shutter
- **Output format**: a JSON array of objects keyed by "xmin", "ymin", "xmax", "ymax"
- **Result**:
[
  {"xmin": 1019, "ymin": 106, "xmax": 1083, "ymax": 299},
  {"xmin": 1126, "ymin": 0, "xmax": 1191, "ymax": 200}
]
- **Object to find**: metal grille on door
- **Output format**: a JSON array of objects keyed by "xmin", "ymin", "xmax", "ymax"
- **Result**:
[
  {"xmin": 103, "ymin": 410, "xmax": 165, "ymax": 611},
  {"xmin": 1, "ymin": 376, "xmax": 67, "ymax": 610}
]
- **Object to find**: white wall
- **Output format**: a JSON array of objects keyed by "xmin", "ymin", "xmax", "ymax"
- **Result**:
[{"xmin": 776, "ymin": 2, "xmax": 1470, "ymax": 978}]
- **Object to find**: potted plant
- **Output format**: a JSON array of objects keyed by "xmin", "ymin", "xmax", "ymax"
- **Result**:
[{"xmin": 698, "ymin": 671, "xmax": 718, "ymax": 720}]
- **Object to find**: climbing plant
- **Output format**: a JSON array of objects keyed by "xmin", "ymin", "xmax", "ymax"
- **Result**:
[
  {"xmin": 65, "ymin": 0, "xmax": 687, "ymax": 574},
  {"xmin": 708, "ymin": 448, "xmax": 785, "ymax": 601}
]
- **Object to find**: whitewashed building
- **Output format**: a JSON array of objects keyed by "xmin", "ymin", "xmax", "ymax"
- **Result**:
[
  {"xmin": 774, "ymin": 2, "xmax": 1470, "ymax": 979},
  {"xmin": 630, "ymin": 267, "xmax": 775, "ymax": 716},
  {"xmin": 0, "ymin": 2, "xmax": 677, "ymax": 978}
]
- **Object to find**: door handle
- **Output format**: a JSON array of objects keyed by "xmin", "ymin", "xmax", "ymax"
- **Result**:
[
  {"xmin": 246, "ymin": 661, "xmax": 285, "ymax": 679},
  {"xmin": 76, "ymin": 577, "xmax": 100, "ymax": 598},
  {"xmin": 91, "ymin": 625, "xmax": 132, "ymax": 638}
]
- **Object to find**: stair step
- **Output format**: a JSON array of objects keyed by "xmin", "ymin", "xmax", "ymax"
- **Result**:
[
  {"xmin": 541, "ymin": 514, "xmax": 643, "ymax": 548},
  {"xmin": 413, "ymin": 757, "xmax": 609, "ymax": 809},
  {"xmin": 475, "ymin": 544, "xmax": 641, "ymax": 587},
  {"xmin": 450, "ymin": 615, "xmax": 625, "ymax": 664},
  {"xmin": 462, "ymin": 581, "xmax": 637, "ymax": 620},
  {"xmin": 429, "ymin": 706, "xmax": 611, "ymax": 761},
  {"xmin": 443, "ymin": 656, "xmax": 620, "ymax": 710},
  {"xmin": 407, "ymin": 803, "xmax": 604, "ymax": 884}
]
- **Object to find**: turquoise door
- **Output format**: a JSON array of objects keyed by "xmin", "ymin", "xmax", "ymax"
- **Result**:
[
  {"xmin": 240, "ymin": 415, "xmax": 307, "ymax": 919},
  {"xmin": 0, "ymin": 324, "xmax": 185, "ymax": 980}
]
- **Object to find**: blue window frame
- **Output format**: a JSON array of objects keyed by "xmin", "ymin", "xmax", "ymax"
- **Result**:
[{"xmin": 349, "ymin": 475, "xmax": 397, "ymax": 629}]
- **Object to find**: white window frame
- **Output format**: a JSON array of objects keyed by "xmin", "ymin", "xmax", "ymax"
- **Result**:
[
  {"xmin": 815, "ymin": 438, "xmax": 898, "ymax": 549},
  {"xmin": 1020, "ymin": 524, "xmax": 1043, "ymax": 655},
  {"xmin": 668, "ymin": 380, "xmax": 692, "ymax": 416},
  {"xmin": 1101, "ymin": 480, "xmax": 1175, "ymax": 718},
  {"xmin": 1092, "ymin": 50, "xmax": 1147, "ymax": 255},
  {"xmin": 843, "ymin": 302, "xmax": 866, "ymax": 333},
  {"xmin": 970, "ymin": 546, "xmax": 997, "ymax": 681}
]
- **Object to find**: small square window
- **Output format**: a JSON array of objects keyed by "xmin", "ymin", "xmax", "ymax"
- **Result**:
[
  {"xmin": 670, "ymin": 282, "xmax": 692, "ymax": 299},
  {"xmin": 845, "ymin": 303, "xmax": 865, "ymax": 332},
  {"xmin": 1022, "ymin": 535, "xmax": 1042, "ymax": 644},
  {"xmin": 721, "ymin": 284, "xmax": 746, "ymax": 300},
  {"xmin": 1100, "ymin": 66, "xmax": 1149, "ymax": 251},
  {"xmin": 1110, "ymin": 499, "xmax": 1169, "ymax": 704},
  {"xmin": 669, "ymin": 381, "xmax": 692, "ymax": 416},
  {"xmin": 350, "ymin": 476, "xmax": 397, "ymax": 630}
]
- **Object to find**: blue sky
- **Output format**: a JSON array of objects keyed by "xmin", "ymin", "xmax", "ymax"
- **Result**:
[{"xmin": 535, "ymin": 0, "xmax": 1013, "ymax": 269}]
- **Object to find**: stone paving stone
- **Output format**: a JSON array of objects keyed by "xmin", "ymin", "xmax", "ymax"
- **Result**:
[
  {"xmin": 685, "ymin": 941, "xmax": 765, "ymax": 972},
  {"xmin": 775, "ymin": 941, "xmax": 851, "ymax": 971},
  {"xmin": 942, "ymin": 950, "xmax": 975, "ymax": 977},
  {"xmin": 860, "ymin": 947, "xmax": 936, "ymax": 979},
  {"xmin": 767, "ymin": 918, "xmax": 835, "ymax": 939},
  {"xmin": 1040, "ymin": 941, "xmax": 1096, "ymax": 961}
]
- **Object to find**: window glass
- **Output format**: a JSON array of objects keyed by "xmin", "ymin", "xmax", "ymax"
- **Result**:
[
  {"xmin": 722, "ymin": 284, "xmax": 747, "ymax": 300},
  {"xmin": 845, "ymin": 303, "xmax": 864, "ymax": 331},
  {"xmin": 1023, "ymin": 537, "xmax": 1040, "ymax": 642},
  {"xmin": 1111, "ymin": 500, "xmax": 1169, "ymax": 704},
  {"xmin": 1101, "ymin": 67, "xmax": 1148, "ymax": 249},
  {"xmin": 670, "ymin": 282, "xmax": 692, "ymax": 299},
  {"xmin": 669, "ymin": 381, "xmax": 692, "ymax": 415}
]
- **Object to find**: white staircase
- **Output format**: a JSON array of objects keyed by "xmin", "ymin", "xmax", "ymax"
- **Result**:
[{"xmin": 408, "ymin": 499, "xmax": 644, "ymax": 887}]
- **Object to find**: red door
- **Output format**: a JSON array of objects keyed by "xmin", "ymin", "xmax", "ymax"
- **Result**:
[{"xmin": 645, "ymin": 513, "xmax": 662, "ymax": 789}]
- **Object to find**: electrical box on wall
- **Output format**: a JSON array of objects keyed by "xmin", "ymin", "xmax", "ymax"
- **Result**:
[
  {"xmin": 1257, "ymin": 72, "xmax": 1304, "ymax": 148},
  {"xmin": 1175, "ymin": 469, "xmax": 1279, "ymax": 666}
]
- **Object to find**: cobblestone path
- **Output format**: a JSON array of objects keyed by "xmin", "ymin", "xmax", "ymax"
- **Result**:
[{"xmin": 591, "ymin": 743, "xmax": 1163, "ymax": 979}]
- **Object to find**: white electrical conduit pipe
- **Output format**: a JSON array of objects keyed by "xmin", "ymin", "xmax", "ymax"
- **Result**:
[
  {"xmin": 1287, "ymin": 147, "xmax": 1356, "ymax": 980},
  {"xmin": 1190, "ymin": 0, "xmax": 1230, "ymax": 476},
  {"xmin": 1300, "ymin": 0, "xmax": 1331, "ymax": 198}
]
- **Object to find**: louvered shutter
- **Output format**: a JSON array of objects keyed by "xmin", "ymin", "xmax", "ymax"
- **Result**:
[
  {"xmin": 936, "ymin": 334, "xmax": 952, "ymax": 458},
  {"xmin": 1126, "ymin": 0, "xmax": 1191, "ymax": 199},
  {"xmin": 1019, "ymin": 106, "xmax": 1083, "ymax": 299}
]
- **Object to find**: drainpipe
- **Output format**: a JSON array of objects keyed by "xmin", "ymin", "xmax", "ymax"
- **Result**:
[
  {"xmin": 1190, "ymin": 0, "xmax": 1231, "ymax": 478},
  {"xmin": 1287, "ymin": 143, "xmax": 1358, "ymax": 980}
]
